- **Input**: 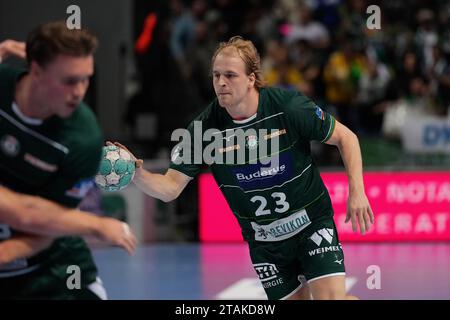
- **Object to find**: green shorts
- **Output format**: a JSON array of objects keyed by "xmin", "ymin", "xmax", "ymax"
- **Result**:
[
  {"xmin": 248, "ymin": 201, "xmax": 345, "ymax": 300},
  {"xmin": 0, "ymin": 265, "xmax": 106, "ymax": 300}
]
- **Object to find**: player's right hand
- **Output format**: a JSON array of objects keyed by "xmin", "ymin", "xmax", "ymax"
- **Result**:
[
  {"xmin": 106, "ymin": 141, "xmax": 143, "ymax": 168},
  {"xmin": 96, "ymin": 217, "xmax": 138, "ymax": 255}
]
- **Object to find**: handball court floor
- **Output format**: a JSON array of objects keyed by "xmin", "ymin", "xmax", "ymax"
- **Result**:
[{"xmin": 92, "ymin": 242, "xmax": 450, "ymax": 300}]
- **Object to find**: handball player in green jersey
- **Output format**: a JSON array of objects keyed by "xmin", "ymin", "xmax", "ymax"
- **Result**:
[
  {"xmin": 0, "ymin": 22, "xmax": 136, "ymax": 299},
  {"xmin": 113, "ymin": 36, "xmax": 374, "ymax": 300}
]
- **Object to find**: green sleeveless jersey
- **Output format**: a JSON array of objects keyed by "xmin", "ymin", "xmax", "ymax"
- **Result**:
[
  {"xmin": 170, "ymin": 87, "xmax": 336, "ymax": 242},
  {"xmin": 0, "ymin": 64, "xmax": 103, "ymax": 283}
]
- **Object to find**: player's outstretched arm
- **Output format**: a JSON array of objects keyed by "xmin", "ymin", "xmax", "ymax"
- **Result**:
[
  {"xmin": 108, "ymin": 142, "xmax": 191, "ymax": 202},
  {"xmin": 0, "ymin": 186, "xmax": 137, "ymax": 255},
  {"xmin": 134, "ymin": 168, "xmax": 191, "ymax": 202},
  {"xmin": 0, "ymin": 39, "xmax": 26, "ymax": 62},
  {"xmin": 325, "ymin": 120, "xmax": 375, "ymax": 234}
]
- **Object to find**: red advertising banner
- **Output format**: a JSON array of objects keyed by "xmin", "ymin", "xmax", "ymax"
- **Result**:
[{"xmin": 199, "ymin": 172, "xmax": 450, "ymax": 242}]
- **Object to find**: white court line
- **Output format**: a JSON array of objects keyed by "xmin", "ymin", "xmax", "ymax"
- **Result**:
[{"xmin": 215, "ymin": 277, "xmax": 358, "ymax": 300}]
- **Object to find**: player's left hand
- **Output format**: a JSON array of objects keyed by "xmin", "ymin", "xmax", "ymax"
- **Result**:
[
  {"xmin": 0, "ymin": 40, "xmax": 26, "ymax": 62},
  {"xmin": 95, "ymin": 217, "xmax": 138, "ymax": 255},
  {"xmin": 345, "ymin": 191, "xmax": 374, "ymax": 235}
]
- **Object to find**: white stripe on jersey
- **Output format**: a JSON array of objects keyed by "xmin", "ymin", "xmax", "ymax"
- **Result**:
[
  {"xmin": 212, "ymin": 112, "xmax": 285, "ymax": 135},
  {"xmin": 0, "ymin": 109, "xmax": 69, "ymax": 154}
]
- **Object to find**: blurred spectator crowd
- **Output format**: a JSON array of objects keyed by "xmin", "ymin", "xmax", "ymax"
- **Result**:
[{"xmin": 126, "ymin": 0, "xmax": 450, "ymax": 149}]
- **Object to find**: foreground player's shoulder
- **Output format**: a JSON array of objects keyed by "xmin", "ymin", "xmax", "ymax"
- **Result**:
[
  {"xmin": 67, "ymin": 103, "xmax": 102, "ymax": 141},
  {"xmin": 62, "ymin": 103, "xmax": 103, "ymax": 165},
  {"xmin": 0, "ymin": 64, "xmax": 25, "ymax": 83},
  {"xmin": 0, "ymin": 64, "xmax": 24, "ymax": 103},
  {"xmin": 0, "ymin": 63, "xmax": 16, "ymax": 78}
]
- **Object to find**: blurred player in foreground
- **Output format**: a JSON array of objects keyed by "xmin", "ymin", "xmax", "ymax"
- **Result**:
[
  {"xmin": 113, "ymin": 36, "xmax": 374, "ymax": 300},
  {"xmin": 0, "ymin": 185, "xmax": 136, "ymax": 259},
  {"xmin": 0, "ymin": 22, "xmax": 136, "ymax": 299}
]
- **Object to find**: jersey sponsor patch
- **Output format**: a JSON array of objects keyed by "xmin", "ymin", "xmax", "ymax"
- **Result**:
[
  {"xmin": 253, "ymin": 263, "xmax": 285, "ymax": 289},
  {"xmin": 245, "ymin": 135, "xmax": 259, "ymax": 150},
  {"xmin": 315, "ymin": 105, "xmax": 325, "ymax": 121},
  {"xmin": 263, "ymin": 129, "xmax": 287, "ymax": 141},
  {"xmin": 307, "ymin": 228, "xmax": 343, "ymax": 257},
  {"xmin": 231, "ymin": 152, "xmax": 294, "ymax": 191},
  {"xmin": 251, "ymin": 208, "xmax": 311, "ymax": 241},
  {"xmin": 253, "ymin": 263, "xmax": 280, "ymax": 281},
  {"xmin": 65, "ymin": 178, "xmax": 94, "ymax": 199}
]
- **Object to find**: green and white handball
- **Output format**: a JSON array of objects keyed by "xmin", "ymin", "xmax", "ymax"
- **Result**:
[{"xmin": 95, "ymin": 145, "xmax": 136, "ymax": 191}]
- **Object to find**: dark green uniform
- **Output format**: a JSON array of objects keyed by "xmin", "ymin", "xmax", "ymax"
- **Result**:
[
  {"xmin": 170, "ymin": 87, "xmax": 345, "ymax": 299},
  {"xmin": 0, "ymin": 64, "xmax": 104, "ymax": 299}
]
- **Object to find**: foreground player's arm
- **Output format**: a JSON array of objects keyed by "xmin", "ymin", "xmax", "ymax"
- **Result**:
[
  {"xmin": 0, "ymin": 234, "xmax": 53, "ymax": 266},
  {"xmin": 0, "ymin": 186, "xmax": 137, "ymax": 254},
  {"xmin": 325, "ymin": 120, "xmax": 375, "ymax": 234}
]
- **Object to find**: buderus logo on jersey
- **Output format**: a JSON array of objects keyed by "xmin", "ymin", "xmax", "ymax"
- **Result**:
[{"xmin": 232, "ymin": 152, "xmax": 294, "ymax": 191}]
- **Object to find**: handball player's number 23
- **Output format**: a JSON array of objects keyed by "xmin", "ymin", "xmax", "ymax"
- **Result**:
[{"xmin": 251, "ymin": 192, "xmax": 290, "ymax": 216}]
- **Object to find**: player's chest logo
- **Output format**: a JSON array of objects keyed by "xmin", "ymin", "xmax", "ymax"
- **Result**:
[
  {"xmin": 231, "ymin": 152, "xmax": 294, "ymax": 191},
  {"xmin": 0, "ymin": 134, "xmax": 20, "ymax": 157},
  {"xmin": 245, "ymin": 135, "xmax": 258, "ymax": 150}
]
